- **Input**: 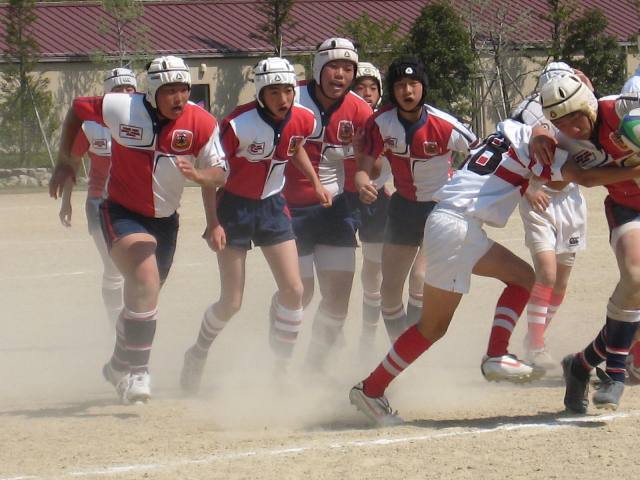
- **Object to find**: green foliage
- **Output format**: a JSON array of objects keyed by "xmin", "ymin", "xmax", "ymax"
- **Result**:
[
  {"xmin": 404, "ymin": 2, "xmax": 475, "ymax": 117},
  {"xmin": 0, "ymin": 0, "xmax": 58, "ymax": 167},
  {"xmin": 561, "ymin": 8, "xmax": 625, "ymax": 94},
  {"xmin": 337, "ymin": 13, "xmax": 405, "ymax": 72},
  {"xmin": 542, "ymin": 0, "xmax": 578, "ymax": 61},
  {"xmin": 250, "ymin": 0, "xmax": 299, "ymax": 57},
  {"xmin": 93, "ymin": 0, "xmax": 151, "ymax": 69}
]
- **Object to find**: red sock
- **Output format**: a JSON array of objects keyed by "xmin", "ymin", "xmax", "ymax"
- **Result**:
[
  {"xmin": 545, "ymin": 292, "xmax": 565, "ymax": 330},
  {"xmin": 487, "ymin": 283, "xmax": 530, "ymax": 357},
  {"xmin": 526, "ymin": 283, "xmax": 553, "ymax": 350},
  {"xmin": 363, "ymin": 325, "xmax": 432, "ymax": 397}
]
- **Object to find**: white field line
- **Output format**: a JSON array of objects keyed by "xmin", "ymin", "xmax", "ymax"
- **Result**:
[{"xmin": 2, "ymin": 411, "xmax": 637, "ymax": 480}]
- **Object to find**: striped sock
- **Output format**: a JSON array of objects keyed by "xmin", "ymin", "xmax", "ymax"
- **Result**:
[
  {"xmin": 363, "ymin": 325, "xmax": 432, "ymax": 397},
  {"xmin": 306, "ymin": 307, "xmax": 346, "ymax": 369},
  {"xmin": 361, "ymin": 290, "xmax": 381, "ymax": 343},
  {"xmin": 604, "ymin": 301, "xmax": 640, "ymax": 382},
  {"xmin": 195, "ymin": 304, "xmax": 230, "ymax": 358},
  {"xmin": 486, "ymin": 283, "xmax": 530, "ymax": 357},
  {"xmin": 382, "ymin": 304, "xmax": 407, "ymax": 343},
  {"xmin": 545, "ymin": 292, "xmax": 565, "ymax": 330},
  {"xmin": 406, "ymin": 292, "xmax": 423, "ymax": 327},
  {"xmin": 109, "ymin": 311, "xmax": 129, "ymax": 372},
  {"xmin": 123, "ymin": 307, "xmax": 157, "ymax": 373},
  {"xmin": 526, "ymin": 283, "xmax": 553, "ymax": 350},
  {"xmin": 269, "ymin": 295, "xmax": 303, "ymax": 360}
]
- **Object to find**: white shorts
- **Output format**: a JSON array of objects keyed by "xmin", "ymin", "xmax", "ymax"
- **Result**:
[
  {"xmin": 518, "ymin": 184, "xmax": 587, "ymax": 256},
  {"xmin": 423, "ymin": 208, "xmax": 493, "ymax": 294}
]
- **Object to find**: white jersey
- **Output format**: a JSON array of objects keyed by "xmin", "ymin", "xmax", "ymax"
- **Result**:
[
  {"xmin": 622, "ymin": 68, "xmax": 640, "ymax": 94},
  {"xmin": 434, "ymin": 120, "xmax": 567, "ymax": 227}
]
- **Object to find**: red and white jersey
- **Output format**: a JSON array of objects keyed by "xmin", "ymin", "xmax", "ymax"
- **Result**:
[
  {"xmin": 435, "ymin": 120, "xmax": 567, "ymax": 227},
  {"xmin": 365, "ymin": 104, "xmax": 476, "ymax": 202},
  {"xmin": 283, "ymin": 80, "xmax": 372, "ymax": 207},
  {"xmin": 220, "ymin": 101, "xmax": 316, "ymax": 200},
  {"xmin": 71, "ymin": 121, "xmax": 111, "ymax": 198},
  {"xmin": 556, "ymin": 94, "xmax": 640, "ymax": 210},
  {"xmin": 73, "ymin": 92, "xmax": 225, "ymax": 218}
]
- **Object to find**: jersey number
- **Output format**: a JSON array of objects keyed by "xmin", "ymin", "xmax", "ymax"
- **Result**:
[{"xmin": 466, "ymin": 134, "xmax": 510, "ymax": 175}]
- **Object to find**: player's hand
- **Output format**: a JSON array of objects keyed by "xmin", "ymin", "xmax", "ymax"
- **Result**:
[
  {"xmin": 177, "ymin": 156, "xmax": 202, "ymax": 183},
  {"xmin": 358, "ymin": 183, "xmax": 378, "ymax": 205},
  {"xmin": 529, "ymin": 133, "xmax": 557, "ymax": 166},
  {"xmin": 315, "ymin": 186, "xmax": 332, "ymax": 208},
  {"xmin": 59, "ymin": 201, "xmax": 72, "ymax": 227},
  {"xmin": 203, "ymin": 224, "xmax": 226, "ymax": 252},
  {"xmin": 49, "ymin": 164, "xmax": 75, "ymax": 199},
  {"xmin": 525, "ymin": 189, "xmax": 550, "ymax": 213}
]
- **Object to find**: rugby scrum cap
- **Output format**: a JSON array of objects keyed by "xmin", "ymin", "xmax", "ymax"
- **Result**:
[
  {"xmin": 540, "ymin": 74, "xmax": 598, "ymax": 124},
  {"xmin": 254, "ymin": 57, "xmax": 297, "ymax": 108},
  {"xmin": 538, "ymin": 61, "xmax": 573, "ymax": 90},
  {"xmin": 313, "ymin": 37, "xmax": 358, "ymax": 84},
  {"xmin": 386, "ymin": 56, "xmax": 428, "ymax": 108},
  {"xmin": 146, "ymin": 56, "xmax": 191, "ymax": 108},
  {"xmin": 103, "ymin": 67, "xmax": 137, "ymax": 93}
]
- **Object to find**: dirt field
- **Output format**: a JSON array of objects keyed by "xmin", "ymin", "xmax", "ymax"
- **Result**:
[{"xmin": 1, "ymin": 186, "xmax": 639, "ymax": 480}]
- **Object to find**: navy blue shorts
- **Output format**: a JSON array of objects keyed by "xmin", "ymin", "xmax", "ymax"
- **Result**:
[
  {"xmin": 290, "ymin": 193, "xmax": 358, "ymax": 256},
  {"xmin": 100, "ymin": 200, "xmax": 179, "ymax": 284},
  {"xmin": 384, "ymin": 192, "xmax": 436, "ymax": 246},
  {"xmin": 344, "ymin": 188, "xmax": 390, "ymax": 244},
  {"xmin": 217, "ymin": 190, "xmax": 295, "ymax": 250}
]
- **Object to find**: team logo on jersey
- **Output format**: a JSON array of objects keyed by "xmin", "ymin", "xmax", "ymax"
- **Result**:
[
  {"xmin": 569, "ymin": 236, "xmax": 580, "ymax": 246},
  {"xmin": 119, "ymin": 124, "xmax": 143, "ymax": 140},
  {"xmin": 337, "ymin": 120, "xmax": 354, "ymax": 143},
  {"xmin": 248, "ymin": 141, "xmax": 265, "ymax": 155},
  {"xmin": 287, "ymin": 136, "xmax": 304, "ymax": 156},
  {"xmin": 424, "ymin": 141, "xmax": 440, "ymax": 156},
  {"xmin": 573, "ymin": 149, "xmax": 598, "ymax": 168},
  {"xmin": 171, "ymin": 130, "xmax": 193, "ymax": 152},
  {"xmin": 384, "ymin": 137, "xmax": 397, "ymax": 148},
  {"xmin": 609, "ymin": 131, "xmax": 632, "ymax": 152},
  {"xmin": 92, "ymin": 139, "xmax": 108, "ymax": 149}
]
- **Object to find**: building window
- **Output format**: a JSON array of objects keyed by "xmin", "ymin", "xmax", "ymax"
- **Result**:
[{"xmin": 190, "ymin": 84, "xmax": 210, "ymax": 112}]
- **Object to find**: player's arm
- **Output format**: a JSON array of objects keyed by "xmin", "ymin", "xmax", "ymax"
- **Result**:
[
  {"xmin": 528, "ymin": 125, "xmax": 558, "ymax": 166},
  {"xmin": 201, "ymin": 187, "xmax": 225, "ymax": 252},
  {"xmin": 177, "ymin": 157, "xmax": 226, "ymax": 187},
  {"xmin": 561, "ymin": 156, "xmax": 640, "ymax": 187},
  {"xmin": 291, "ymin": 146, "xmax": 331, "ymax": 207},
  {"xmin": 193, "ymin": 122, "xmax": 228, "ymax": 188},
  {"xmin": 355, "ymin": 117, "xmax": 383, "ymax": 204},
  {"xmin": 50, "ymin": 107, "xmax": 84, "ymax": 198}
]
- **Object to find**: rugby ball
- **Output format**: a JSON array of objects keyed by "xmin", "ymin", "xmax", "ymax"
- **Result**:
[{"xmin": 619, "ymin": 108, "xmax": 640, "ymax": 152}]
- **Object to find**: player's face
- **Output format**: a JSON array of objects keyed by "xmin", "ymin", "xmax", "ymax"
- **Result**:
[
  {"xmin": 261, "ymin": 84, "xmax": 295, "ymax": 120},
  {"xmin": 110, "ymin": 85, "xmax": 136, "ymax": 94},
  {"xmin": 393, "ymin": 78, "xmax": 422, "ymax": 111},
  {"xmin": 320, "ymin": 60, "xmax": 355, "ymax": 99},
  {"xmin": 552, "ymin": 111, "xmax": 593, "ymax": 140},
  {"xmin": 156, "ymin": 83, "xmax": 190, "ymax": 120},
  {"xmin": 353, "ymin": 78, "xmax": 380, "ymax": 108}
]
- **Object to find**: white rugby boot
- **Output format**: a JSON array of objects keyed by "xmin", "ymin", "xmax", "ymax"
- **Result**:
[
  {"xmin": 349, "ymin": 382, "xmax": 403, "ymax": 427},
  {"xmin": 102, "ymin": 362, "xmax": 130, "ymax": 403},
  {"xmin": 481, "ymin": 354, "xmax": 546, "ymax": 383},
  {"xmin": 525, "ymin": 348, "xmax": 557, "ymax": 371},
  {"xmin": 126, "ymin": 371, "xmax": 151, "ymax": 404}
]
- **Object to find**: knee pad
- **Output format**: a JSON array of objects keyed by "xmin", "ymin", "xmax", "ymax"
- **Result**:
[{"xmin": 314, "ymin": 245, "xmax": 355, "ymax": 273}]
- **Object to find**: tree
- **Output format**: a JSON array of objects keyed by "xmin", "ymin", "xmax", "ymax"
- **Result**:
[
  {"xmin": 0, "ymin": 0, "xmax": 57, "ymax": 167},
  {"xmin": 93, "ymin": 0, "xmax": 151, "ymax": 69},
  {"xmin": 250, "ymin": 0, "xmax": 299, "ymax": 57},
  {"xmin": 543, "ymin": 0, "xmax": 578, "ymax": 61},
  {"xmin": 405, "ymin": 2, "xmax": 475, "ymax": 118},
  {"xmin": 561, "ymin": 8, "xmax": 625, "ymax": 94},
  {"xmin": 337, "ymin": 13, "xmax": 405, "ymax": 72}
]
